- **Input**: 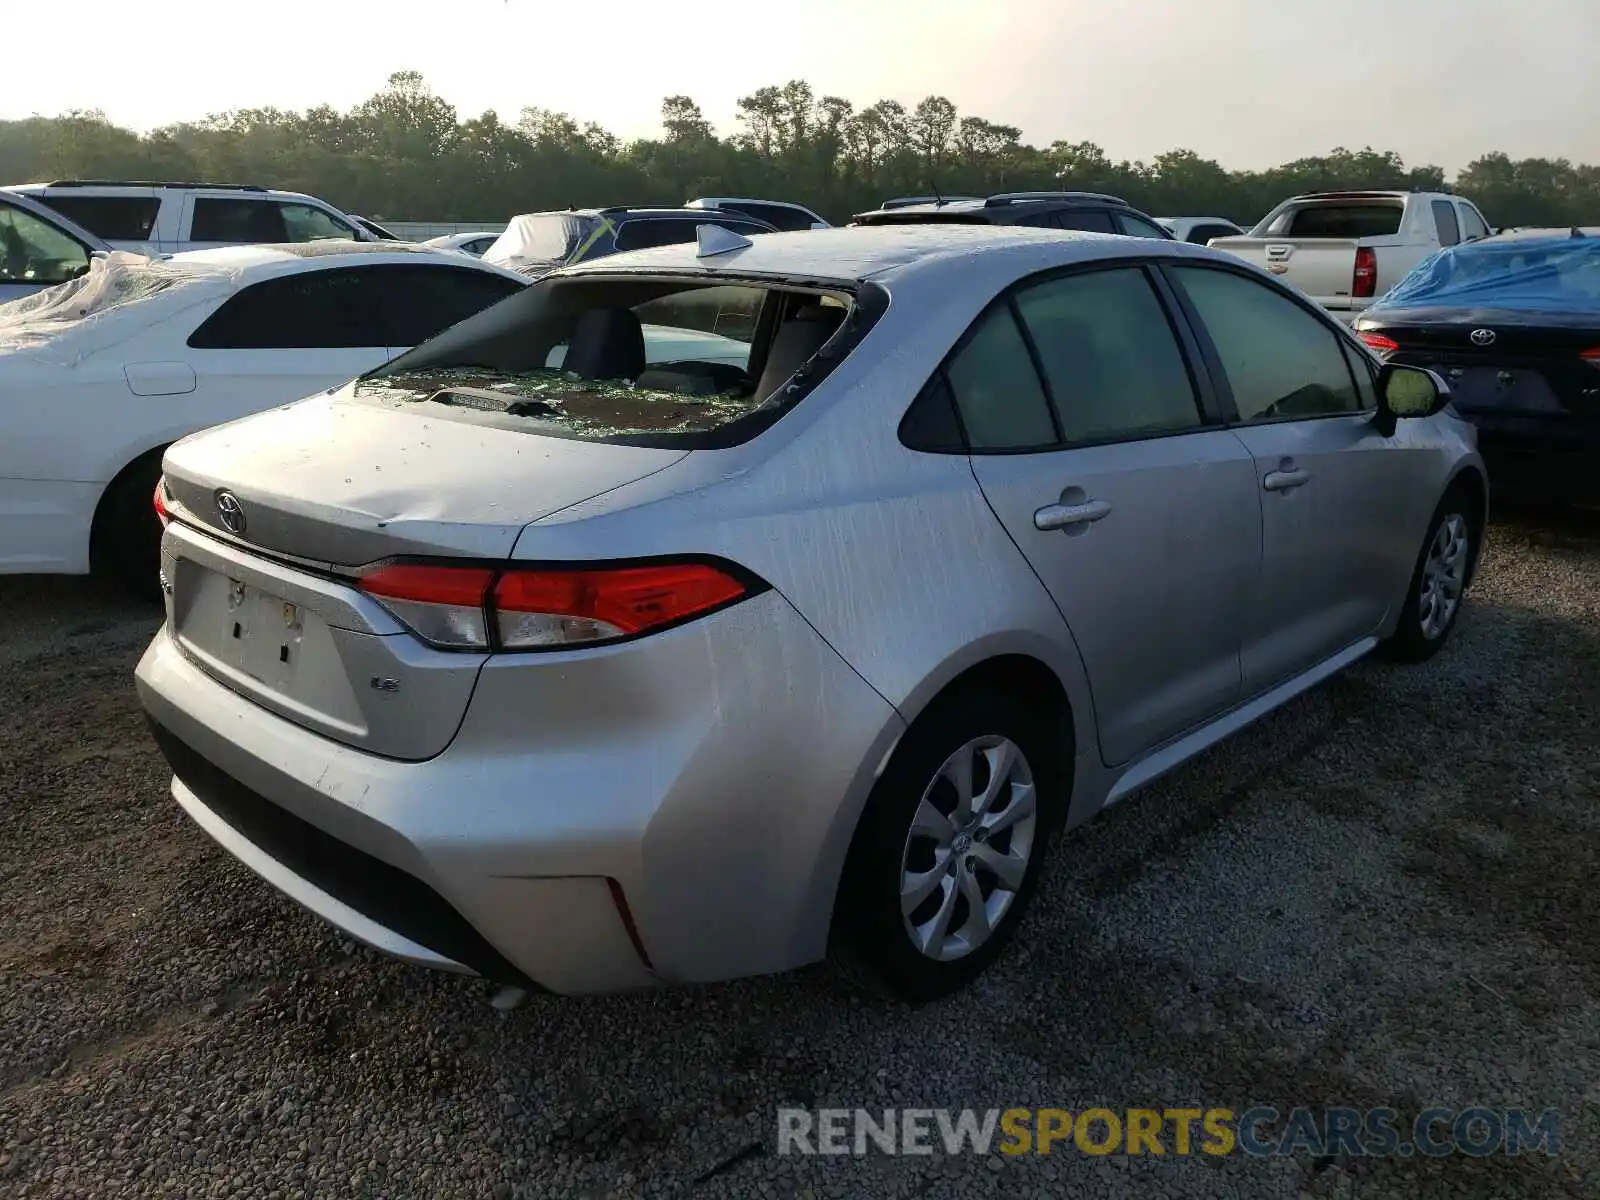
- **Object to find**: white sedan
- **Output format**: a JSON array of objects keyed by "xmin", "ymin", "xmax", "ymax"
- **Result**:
[
  {"xmin": 423, "ymin": 231, "xmax": 504, "ymax": 258},
  {"xmin": 0, "ymin": 243, "xmax": 529, "ymax": 586}
]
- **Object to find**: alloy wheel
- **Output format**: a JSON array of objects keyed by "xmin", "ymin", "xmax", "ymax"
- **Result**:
[
  {"xmin": 1419, "ymin": 512, "xmax": 1470, "ymax": 640},
  {"xmin": 899, "ymin": 735, "xmax": 1038, "ymax": 962}
]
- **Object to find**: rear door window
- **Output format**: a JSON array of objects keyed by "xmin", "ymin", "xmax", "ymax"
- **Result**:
[
  {"xmin": 1013, "ymin": 267, "xmax": 1203, "ymax": 443},
  {"xmin": 191, "ymin": 198, "xmax": 288, "ymax": 243},
  {"xmin": 944, "ymin": 305, "xmax": 1058, "ymax": 450},
  {"xmin": 36, "ymin": 195, "xmax": 159, "ymax": 241},
  {"xmin": 377, "ymin": 265, "xmax": 525, "ymax": 346},
  {"xmin": 718, "ymin": 202, "xmax": 813, "ymax": 231},
  {"xmin": 1114, "ymin": 212, "xmax": 1171, "ymax": 239},
  {"xmin": 187, "ymin": 268, "xmax": 386, "ymax": 348},
  {"xmin": 1049, "ymin": 209, "xmax": 1117, "ymax": 233},
  {"xmin": 614, "ymin": 220, "xmax": 701, "ymax": 251},
  {"xmin": 1432, "ymin": 200, "xmax": 1461, "ymax": 247}
]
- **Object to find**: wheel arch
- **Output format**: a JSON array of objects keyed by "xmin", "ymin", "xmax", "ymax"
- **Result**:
[
  {"xmin": 87, "ymin": 441, "xmax": 171, "ymax": 575},
  {"xmin": 1444, "ymin": 464, "xmax": 1489, "ymax": 587},
  {"xmin": 812, "ymin": 639, "xmax": 1085, "ymax": 946}
]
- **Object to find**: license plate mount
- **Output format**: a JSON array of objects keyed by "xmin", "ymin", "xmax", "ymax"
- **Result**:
[
  {"xmin": 191, "ymin": 572, "xmax": 307, "ymax": 689},
  {"xmin": 1441, "ymin": 364, "xmax": 1564, "ymax": 414}
]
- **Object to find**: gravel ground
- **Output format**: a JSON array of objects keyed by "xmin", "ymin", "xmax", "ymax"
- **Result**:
[{"xmin": 1, "ymin": 507, "xmax": 1597, "ymax": 1200}]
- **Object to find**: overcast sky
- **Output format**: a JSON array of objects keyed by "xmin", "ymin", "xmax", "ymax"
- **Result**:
[{"xmin": 9, "ymin": 0, "xmax": 1598, "ymax": 172}]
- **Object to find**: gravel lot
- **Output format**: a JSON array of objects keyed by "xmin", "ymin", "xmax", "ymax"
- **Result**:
[{"xmin": 2, "ymin": 507, "xmax": 1597, "ymax": 1200}]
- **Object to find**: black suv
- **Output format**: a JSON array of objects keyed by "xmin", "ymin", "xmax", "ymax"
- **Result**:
[{"xmin": 853, "ymin": 191, "xmax": 1172, "ymax": 239}]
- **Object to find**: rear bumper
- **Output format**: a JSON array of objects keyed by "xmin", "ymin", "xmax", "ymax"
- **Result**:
[
  {"xmin": 135, "ymin": 589, "xmax": 903, "ymax": 994},
  {"xmin": 1459, "ymin": 413, "xmax": 1600, "ymax": 500}
]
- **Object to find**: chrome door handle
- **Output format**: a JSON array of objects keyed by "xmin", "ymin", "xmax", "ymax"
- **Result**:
[
  {"xmin": 1034, "ymin": 499, "xmax": 1111, "ymax": 531},
  {"xmin": 1263, "ymin": 468, "xmax": 1310, "ymax": 492}
]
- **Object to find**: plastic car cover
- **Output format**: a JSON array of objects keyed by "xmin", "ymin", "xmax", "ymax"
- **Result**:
[
  {"xmin": 1376, "ymin": 236, "xmax": 1600, "ymax": 313},
  {"xmin": 483, "ymin": 213, "xmax": 611, "ymax": 273},
  {"xmin": 0, "ymin": 250, "xmax": 242, "ymax": 366}
]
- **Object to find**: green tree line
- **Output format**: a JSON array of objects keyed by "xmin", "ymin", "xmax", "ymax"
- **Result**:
[{"xmin": 3, "ymin": 71, "xmax": 1595, "ymax": 229}]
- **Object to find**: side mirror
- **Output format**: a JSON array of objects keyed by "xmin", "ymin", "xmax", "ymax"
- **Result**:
[{"xmin": 1374, "ymin": 363, "xmax": 1450, "ymax": 435}]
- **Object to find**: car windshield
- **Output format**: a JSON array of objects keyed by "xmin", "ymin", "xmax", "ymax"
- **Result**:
[
  {"xmin": 483, "ymin": 213, "xmax": 595, "ymax": 269},
  {"xmin": 355, "ymin": 277, "xmax": 862, "ymax": 446},
  {"xmin": 1378, "ymin": 238, "xmax": 1600, "ymax": 312}
]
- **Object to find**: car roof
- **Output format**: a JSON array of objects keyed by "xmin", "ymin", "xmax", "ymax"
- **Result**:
[
  {"xmin": 0, "ymin": 188, "xmax": 111, "ymax": 252},
  {"xmin": 853, "ymin": 192, "xmax": 1132, "ymax": 222},
  {"xmin": 687, "ymin": 197, "xmax": 819, "ymax": 211},
  {"xmin": 558, "ymin": 223, "xmax": 1216, "ymax": 288},
  {"xmin": 598, "ymin": 207, "xmax": 777, "ymax": 223},
  {"xmin": 167, "ymin": 241, "xmax": 526, "ymax": 280}
]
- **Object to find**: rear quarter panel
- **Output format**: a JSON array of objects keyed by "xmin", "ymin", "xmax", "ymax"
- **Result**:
[
  {"xmin": 513, "ymin": 268, "xmax": 1102, "ymax": 767},
  {"xmin": 510, "ymin": 280, "xmax": 1104, "ymax": 962}
]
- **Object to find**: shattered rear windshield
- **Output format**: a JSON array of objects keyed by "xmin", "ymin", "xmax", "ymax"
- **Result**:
[
  {"xmin": 354, "ymin": 366, "xmax": 752, "ymax": 439},
  {"xmin": 352, "ymin": 276, "xmax": 874, "ymax": 448}
]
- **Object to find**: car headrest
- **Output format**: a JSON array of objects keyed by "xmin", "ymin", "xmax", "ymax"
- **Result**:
[
  {"xmin": 753, "ymin": 306, "xmax": 844, "ymax": 403},
  {"xmin": 563, "ymin": 308, "xmax": 646, "ymax": 381}
]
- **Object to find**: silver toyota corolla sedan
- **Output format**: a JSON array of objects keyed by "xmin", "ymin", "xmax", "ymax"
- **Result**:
[{"xmin": 135, "ymin": 224, "xmax": 1487, "ymax": 1003}]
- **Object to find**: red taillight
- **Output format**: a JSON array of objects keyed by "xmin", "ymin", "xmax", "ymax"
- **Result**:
[
  {"xmin": 153, "ymin": 477, "xmax": 170, "ymax": 527},
  {"xmin": 1358, "ymin": 331, "xmax": 1398, "ymax": 354},
  {"xmin": 1352, "ymin": 247, "xmax": 1378, "ymax": 299},
  {"xmin": 1581, "ymin": 346, "xmax": 1600, "ymax": 367},
  {"xmin": 492, "ymin": 563, "xmax": 748, "ymax": 647},
  {"xmin": 358, "ymin": 563, "xmax": 496, "ymax": 648},
  {"xmin": 357, "ymin": 560, "xmax": 753, "ymax": 651}
]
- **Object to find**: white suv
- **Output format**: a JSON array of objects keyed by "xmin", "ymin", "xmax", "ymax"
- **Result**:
[{"xmin": 2, "ymin": 181, "xmax": 376, "ymax": 255}]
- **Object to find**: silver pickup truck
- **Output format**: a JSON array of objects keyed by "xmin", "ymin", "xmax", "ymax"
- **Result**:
[{"xmin": 1208, "ymin": 190, "xmax": 1493, "ymax": 323}]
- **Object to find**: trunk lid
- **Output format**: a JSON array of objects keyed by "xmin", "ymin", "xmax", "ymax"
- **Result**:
[
  {"xmin": 1363, "ymin": 308, "xmax": 1600, "ymax": 417},
  {"xmin": 161, "ymin": 384, "xmax": 689, "ymax": 566},
  {"xmin": 158, "ymin": 384, "xmax": 690, "ymax": 760}
]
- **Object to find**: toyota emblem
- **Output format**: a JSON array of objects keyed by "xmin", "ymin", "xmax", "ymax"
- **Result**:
[
  {"xmin": 1469, "ymin": 328, "xmax": 1496, "ymax": 346},
  {"xmin": 215, "ymin": 490, "xmax": 246, "ymax": 535}
]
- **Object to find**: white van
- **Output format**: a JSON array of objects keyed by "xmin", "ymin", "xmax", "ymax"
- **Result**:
[{"xmin": 3, "ymin": 181, "xmax": 376, "ymax": 255}]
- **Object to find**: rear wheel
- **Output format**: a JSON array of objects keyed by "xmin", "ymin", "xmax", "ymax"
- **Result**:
[
  {"xmin": 1380, "ymin": 487, "xmax": 1479, "ymax": 663},
  {"xmin": 830, "ymin": 687, "xmax": 1067, "ymax": 1003},
  {"xmin": 89, "ymin": 450, "xmax": 165, "ymax": 599}
]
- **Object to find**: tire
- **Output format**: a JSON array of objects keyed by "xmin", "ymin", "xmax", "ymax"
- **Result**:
[
  {"xmin": 829, "ymin": 686, "xmax": 1069, "ymax": 1003},
  {"xmin": 90, "ymin": 451, "xmax": 166, "ymax": 600},
  {"xmin": 1380, "ymin": 485, "xmax": 1479, "ymax": 664}
]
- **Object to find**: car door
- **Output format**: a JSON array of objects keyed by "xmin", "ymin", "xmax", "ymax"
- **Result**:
[
  {"xmin": 369, "ymin": 263, "xmax": 527, "ymax": 353},
  {"xmin": 1164, "ymin": 263, "xmax": 1429, "ymax": 695},
  {"xmin": 955, "ymin": 264, "xmax": 1263, "ymax": 766},
  {"xmin": 183, "ymin": 267, "xmax": 395, "ymax": 419}
]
